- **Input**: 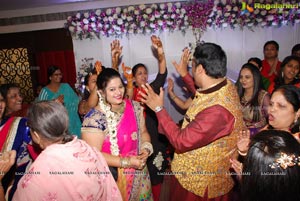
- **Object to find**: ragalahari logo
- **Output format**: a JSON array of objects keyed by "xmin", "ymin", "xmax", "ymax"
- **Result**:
[{"xmin": 241, "ymin": 2, "xmax": 254, "ymax": 15}]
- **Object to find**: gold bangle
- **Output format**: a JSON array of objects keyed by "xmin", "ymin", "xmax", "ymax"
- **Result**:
[
  {"xmin": 141, "ymin": 142, "xmax": 153, "ymax": 156},
  {"xmin": 170, "ymin": 95, "xmax": 176, "ymax": 100},
  {"xmin": 120, "ymin": 157, "xmax": 131, "ymax": 168}
]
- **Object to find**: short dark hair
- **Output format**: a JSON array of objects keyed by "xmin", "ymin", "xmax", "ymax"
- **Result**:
[
  {"xmin": 96, "ymin": 68, "xmax": 124, "ymax": 91},
  {"xmin": 292, "ymin": 44, "xmax": 300, "ymax": 54},
  {"xmin": 132, "ymin": 63, "xmax": 148, "ymax": 77},
  {"xmin": 27, "ymin": 101, "xmax": 73, "ymax": 143},
  {"xmin": 0, "ymin": 83, "xmax": 20, "ymax": 101},
  {"xmin": 242, "ymin": 130, "xmax": 300, "ymax": 201},
  {"xmin": 236, "ymin": 63, "xmax": 264, "ymax": 122},
  {"xmin": 263, "ymin": 40, "xmax": 279, "ymax": 51},
  {"xmin": 193, "ymin": 42, "xmax": 227, "ymax": 78}
]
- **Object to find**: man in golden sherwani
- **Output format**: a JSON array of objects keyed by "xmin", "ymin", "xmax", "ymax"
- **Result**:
[{"xmin": 141, "ymin": 42, "xmax": 245, "ymax": 200}]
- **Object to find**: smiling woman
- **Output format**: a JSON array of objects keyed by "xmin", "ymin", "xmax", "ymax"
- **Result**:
[
  {"xmin": 0, "ymin": 83, "xmax": 24, "ymax": 118},
  {"xmin": 268, "ymin": 55, "xmax": 300, "ymax": 94},
  {"xmin": 0, "ymin": 85, "xmax": 32, "ymax": 200},
  {"xmin": 81, "ymin": 68, "xmax": 153, "ymax": 201},
  {"xmin": 38, "ymin": 65, "xmax": 82, "ymax": 138}
]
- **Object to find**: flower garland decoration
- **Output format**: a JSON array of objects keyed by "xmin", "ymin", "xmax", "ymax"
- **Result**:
[
  {"xmin": 66, "ymin": 2, "xmax": 187, "ymax": 39},
  {"xmin": 97, "ymin": 91, "xmax": 120, "ymax": 156},
  {"xmin": 184, "ymin": 0, "xmax": 214, "ymax": 44},
  {"xmin": 75, "ymin": 57, "xmax": 94, "ymax": 95},
  {"xmin": 65, "ymin": 0, "xmax": 300, "ymax": 40},
  {"xmin": 207, "ymin": 0, "xmax": 300, "ymax": 30}
]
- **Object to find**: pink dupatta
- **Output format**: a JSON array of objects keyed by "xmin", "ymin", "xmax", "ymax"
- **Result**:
[{"xmin": 101, "ymin": 99, "xmax": 139, "ymax": 157}]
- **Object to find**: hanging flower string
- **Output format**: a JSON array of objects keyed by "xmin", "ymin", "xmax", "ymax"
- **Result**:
[
  {"xmin": 184, "ymin": 0, "xmax": 214, "ymax": 44},
  {"xmin": 65, "ymin": 0, "xmax": 300, "ymax": 40}
]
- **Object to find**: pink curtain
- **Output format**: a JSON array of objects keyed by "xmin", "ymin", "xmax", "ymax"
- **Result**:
[{"xmin": 36, "ymin": 50, "xmax": 76, "ymax": 87}]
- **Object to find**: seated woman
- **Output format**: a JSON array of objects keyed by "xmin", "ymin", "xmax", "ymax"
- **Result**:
[
  {"xmin": 235, "ymin": 63, "xmax": 270, "ymax": 136},
  {"xmin": 0, "ymin": 85, "xmax": 32, "ymax": 200},
  {"xmin": 13, "ymin": 101, "xmax": 122, "ymax": 201},
  {"xmin": 241, "ymin": 130, "xmax": 300, "ymax": 201},
  {"xmin": 81, "ymin": 68, "xmax": 153, "ymax": 201},
  {"xmin": 0, "ymin": 83, "xmax": 28, "ymax": 118},
  {"xmin": 38, "ymin": 66, "xmax": 81, "ymax": 138},
  {"xmin": 268, "ymin": 55, "xmax": 300, "ymax": 94}
]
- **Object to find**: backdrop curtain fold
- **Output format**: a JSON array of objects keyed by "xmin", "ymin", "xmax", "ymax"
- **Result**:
[{"xmin": 35, "ymin": 50, "xmax": 76, "ymax": 88}]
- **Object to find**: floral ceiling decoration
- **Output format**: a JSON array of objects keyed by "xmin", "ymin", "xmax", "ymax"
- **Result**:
[{"xmin": 65, "ymin": 0, "xmax": 300, "ymax": 40}]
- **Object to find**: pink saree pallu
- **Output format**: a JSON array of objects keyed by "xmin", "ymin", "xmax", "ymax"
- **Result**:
[{"xmin": 102, "ymin": 99, "xmax": 153, "ymax": 201}]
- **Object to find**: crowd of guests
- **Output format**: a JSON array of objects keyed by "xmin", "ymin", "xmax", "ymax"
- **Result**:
[{"xmin": 0, "ymin": 37, "xmax": 299, "ymax": 201}]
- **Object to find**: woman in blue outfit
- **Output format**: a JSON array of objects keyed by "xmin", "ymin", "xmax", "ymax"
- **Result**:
[
  {"xmin": 38, "ymin": 66, "xmax": 81, "ymax": 138},
  {"xmin": 0, "ymin": 85, "xmax": 32, "ymax": 200}
]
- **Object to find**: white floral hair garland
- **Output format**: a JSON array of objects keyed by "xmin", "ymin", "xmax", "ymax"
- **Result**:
[{"xmin": 97, "ymin": 91, "xmax": 120, "ymax": 156}]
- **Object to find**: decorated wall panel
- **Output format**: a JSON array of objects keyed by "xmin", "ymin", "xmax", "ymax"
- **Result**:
[{"xmin": 0, "ymin": 48, "xmax": 34, "ymax": 103}]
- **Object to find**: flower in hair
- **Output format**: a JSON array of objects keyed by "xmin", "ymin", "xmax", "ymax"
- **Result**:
[{"xmin": 270, "ymin": 152, "xmax": 299, "ymax": 169}]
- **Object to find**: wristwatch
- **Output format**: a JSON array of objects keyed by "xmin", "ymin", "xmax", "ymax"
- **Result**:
[{"xmin": 154, "ymin": 106, "xmax": 164, "ymax": 113}]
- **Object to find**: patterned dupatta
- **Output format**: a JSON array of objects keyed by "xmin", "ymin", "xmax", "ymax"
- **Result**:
[
  {"xmin": 93, "ymin": 94, "xmax": 152, "ymax": 201},
  {"xmin": 0, "ymin": 117, "xmax": 21, "ymax": 152},
  {"xmin": 110, "ymin": 99, "xmax": 152, "ymax": 201}
]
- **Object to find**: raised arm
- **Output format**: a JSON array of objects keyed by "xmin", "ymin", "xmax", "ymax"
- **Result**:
[
  {"xmin": 111, "ymin": 39, "xmax": 123, "ymax": 71},
  {"xmin": 122, "ymin": 63, "xmax": 134, "ymax": 99},
  {"xmin": 167, "ymin": 78, "xmax": 192, "ymax": 110},
  {"xmin": 151, "ymin": 35, "xmax": 166, "ymax": 74},
  {"xmin": 172, "ymin": 48, "xmax": 196, "ymax": 94},
  {"xmin": 149, "ymin": 36, "xmax": 168, "ymax": 94}
]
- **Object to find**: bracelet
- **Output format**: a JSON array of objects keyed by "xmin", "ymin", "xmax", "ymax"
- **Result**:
[
  {"xmin": 120, "ymin": 157, "xmax": 131, "ymax": 168},
  {"xmin": 154, "ymin": 106, "xmax": 164, "ymax": 113},
  {"xmin": 170, "ymin": 95, "xmax": 177, "ymax": 100},
  {"xmin": 238, "ymin": 150, "xmax": 247, "ymax": 156},
  {"xmin": 141, "ymin": 142, "xmax": 153, "ymax": 156}
]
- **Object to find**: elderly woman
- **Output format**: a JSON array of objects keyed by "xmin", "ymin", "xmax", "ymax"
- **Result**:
[{"xmin": 13, "ymin": 101, "xmax": 121, "ymax": 201}]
